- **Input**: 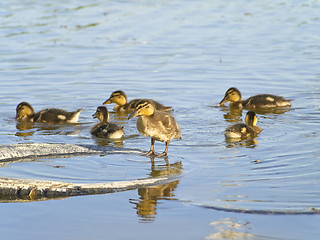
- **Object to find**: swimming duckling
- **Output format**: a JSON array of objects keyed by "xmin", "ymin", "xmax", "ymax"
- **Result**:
[
  {"xmin": 16, "ymin": 102, "xmax": 82, "ymax": 124},
  {"xmin": 91, "ymin": 106, "xmax": 124, "ymax": 139},
  {"xmin": 103, "ymin": 90, "xmax": 172, "ymax": 114},
  {"xmin": 225, "ymin": 111, "xmax": 262, "ymax": 139},
  {"xmin": 128, "ymin": 100, "xmax": 181, "ymax": 157},
  {"xmin": 219, "ymin": 87, "xmax": 291, "ymax": 109}
]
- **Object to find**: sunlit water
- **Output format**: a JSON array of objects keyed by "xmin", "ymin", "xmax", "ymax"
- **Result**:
[{"xmin": 0, "ymin": 0, "xmax": 319, "ymax": 239}]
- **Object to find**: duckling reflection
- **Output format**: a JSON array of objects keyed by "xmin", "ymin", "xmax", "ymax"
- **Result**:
[
  {"xmin": 15, "ymin": 121, "xmax": 81, "ymax": 138},
  {"xmin": 92, "ymin": 137, "xmax": 124, "ymax": 148},
  {"xmin": 130, "ymin": 180, "xmax": 180, "ymax": 222},
  {"xmin": 219, "ymin": 87, "xmax": 291, "ymax": 112},
  {"xmin": 219, "ymin": 105, "xmax": 243, "ymax": 123},
  {"xmin": 226, "ymin": 139, "xmax": 258, "ymax": 148},
  {"xmin": 129, "ymin": 158, "xmax": 182, "ymax": 222},
  {"xmin": 15, "ymin": 122, "xmax": 35, "ymax": 137}
]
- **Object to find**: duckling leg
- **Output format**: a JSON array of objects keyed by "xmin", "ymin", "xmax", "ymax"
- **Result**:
[
  {"xmin": 141, "ymin": 138, "xmax": 156, "ymax": 156},
  {"xmin": 157, "ymin": 141, "xmax": 169, "ymax": 157}
]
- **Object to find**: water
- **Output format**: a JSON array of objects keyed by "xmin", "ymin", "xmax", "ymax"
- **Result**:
[{"xmin": 1, "ymin": 0, "xmax": 320, "ymax": 239}]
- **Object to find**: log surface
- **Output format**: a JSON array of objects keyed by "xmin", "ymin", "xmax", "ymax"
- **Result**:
[{"xmin": 0, "ymin": 143, "xmax": 175, "ymax": 202}]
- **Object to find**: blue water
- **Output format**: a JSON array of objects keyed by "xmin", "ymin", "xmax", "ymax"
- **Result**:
[{"xmin": 0, "ymin": 0, "xmax": 320, "ymax": 239}]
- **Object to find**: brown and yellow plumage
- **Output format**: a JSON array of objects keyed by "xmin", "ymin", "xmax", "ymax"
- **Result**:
[
  {"xmin": 219, "ymin": 87, "xmax": 291, "ymax": 109},
  {"xmin": 225, "ymin": 111, "xmax": 262, "ymax": 139},
  {"xmin": 16, "ymin": 102, "xmax": 81, "ymax": 124},
  {"xmin": 128, "ymin": 100, "xmax": 181, "ymax": 157},
  {"xmin": 103, "ymin": 90, "xmax": 172, "ymax": 114},
  {"xmin": 91, "ymin": 106, "xmax": 124, "ymax": 139}
]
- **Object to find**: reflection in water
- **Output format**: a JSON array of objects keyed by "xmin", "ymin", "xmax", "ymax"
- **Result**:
[
  {"xmin": 130, "ymin": 157, "xmax": 182, "ymax": 222},
  {"xmin": 130, "ymin": 180, "xmax": 180, "ymax": 222},
  {"xmin": 15, "ymin": 122, "xmax": 35, "ymax": 137},
  {"xmin": 220, "ymin": 106, "xmax": 243, "ymax": 123},
  {"xmin": 16, "ymin": 122, "xmax": 82, "ymax": 138},
  {"xmin": 225, "ymin": 138, "xmax": 258, "ymax": 148},
  {"xmin": 206, "ymin": 218, "xmax": 255, "ymax": 239},
  {"xmin": 220, "ymin": 105, "xmax": 292, "ymax": 123},
  {"xmin": 249, "ymin": 107, "xmax": 292, "ymax": 115},
  {"xmin": 92, "ymin": 137, "xmax": 124, "ymax": 148}
]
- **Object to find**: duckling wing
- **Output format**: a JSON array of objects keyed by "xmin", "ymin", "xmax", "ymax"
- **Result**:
[
  {"xmin": 148, "ymin": 99, "xmax": 172, "ymax": 112},
  {"xmin": 91, "ymin": 123, "xmax": 123, "ymax": 139},
  {"xmin": 244, "ymin": 94, "xmax": 291, "ymax": 108},
  {"xmin": 155, "ymin": 112, "xmax": 181, "ymax": 140},
  {"xmin": 36, "ymin": 108, "xmax": 81, "ymax": 124},
  {"xmin": 225, "ymin": 123, "xmax": 258, "ymax": 139}
]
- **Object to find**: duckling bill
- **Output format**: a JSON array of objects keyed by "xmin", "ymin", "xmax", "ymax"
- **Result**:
[
  {"xmin": 103, "ymin": 90, "xmax": 172, "ymax": 114},
  {"xmin": 16, "ymin": 102, "xmax": 81, "ymax": 124},
  {"xmin": 225, "ymin": 111, "xmax": 262, "ymax": 139},
  {"xmin": 91, "ymin": 106, "xmax": 124, "ymax": 139},
  {"xmin": 128, "ymin": 100, "xmax": 181, "ymax": 157},
  {"xmin": 219, "ymin": 87, "xmax": 291, "ymax": 109}
]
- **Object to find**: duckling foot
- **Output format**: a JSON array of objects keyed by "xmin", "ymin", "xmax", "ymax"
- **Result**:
[
  {"xmin": 141, "ymin": 138, "xmax": 156, "ymax": 156},
  {"xmin": 141, "ymin": 150, "xmax": 155, "ymax": 156},
  {"xmin": 156, "ymin": 141, "xmax": 169, "ymax": 158},
  {"xmin": 156, "ymin": 152, "xmax": 167, "ymax": 157}
]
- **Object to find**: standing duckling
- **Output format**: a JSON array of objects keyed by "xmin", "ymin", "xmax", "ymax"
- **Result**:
[
  {"xmin": 219, "ymin": 87, "xmax": 291, "ymax": 109},
  {"xmin": 128, "ymin": 100, "xmax": 181, "ymax": 157},
  {"xmin": 16, "ymin": 102, "xmax": 82, "ymax": 124},
  {"xmin": 103, "ymin": 90, "xmax": 172, "ymax": 114},
  {"xmin": 91, "ymin": 106, "xmax": 124, "ymax": 139},
  {"xmin": 225, "ymin": 111, "xmax": 262, "ymax": 139}
]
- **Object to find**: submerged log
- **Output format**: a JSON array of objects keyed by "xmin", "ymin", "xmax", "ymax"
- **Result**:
[
  {"xmin": 0, "ymin": 143, "xmax": 141, "ymax": 162},
  {"xmin": 0, "ymin": 176, "xmax": 173, "ymax": 202},
  {"xmin": 0, "ymin": 143, "xmax": 177, "ymax": 202}
]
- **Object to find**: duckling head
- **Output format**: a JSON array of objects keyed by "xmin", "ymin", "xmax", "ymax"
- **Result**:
[
  {"xmin": 103, "ymin": 90, "xmax": 127, "ymax": 106},
  {"xmin": 93, "ymin": 106, "xmax": 110, "ymax": 123},
  {"xmin": 219, "ymin": 87, "xmax": 242, "ymax": 105},
  {"xmin": 128, "ymin": 100, "xmax": 155, "ymax": 120},
  {"xmin": 245, "ymin": 111, "xmax": 258, "ymax": 127},
  {"xmin": 16, "ymin": 102, "xmax": 34, "ymax": 121}
]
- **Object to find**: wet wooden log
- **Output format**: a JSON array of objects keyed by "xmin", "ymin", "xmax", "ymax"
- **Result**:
[
  {"xmin": 0, "ymin": 143, "xmax": 174, "ymax": 201},
  {"xmin": 0, "ymin": 143, "xmax": 141, "ymax": 162},
  {"xmin": 0, "ymin": 176, "xmax": 172, "ymax": 201}
]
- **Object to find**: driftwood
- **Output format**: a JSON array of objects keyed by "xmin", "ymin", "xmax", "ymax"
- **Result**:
[
  {"xmin": 0, "ymin": 143, "xmax": 141, "ymax": 162},
  {"xmin": 0, "ymin": 143, "xmax": 177, "ymax": 202},
  {"xmin": 0, "ymin": 176, "xmax": 174, "ymax": 202}
]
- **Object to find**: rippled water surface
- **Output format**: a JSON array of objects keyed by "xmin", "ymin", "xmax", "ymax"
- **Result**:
[{"xmin": 1, "ymin": 0, "xmax": 320, "ymax": 239}]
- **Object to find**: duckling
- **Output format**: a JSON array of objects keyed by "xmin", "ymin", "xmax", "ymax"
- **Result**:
[
  {"xmin": 225, "ymin": 111, "xmax": 262, "ymax": 139},
  {"xmin": 16, "ymin": 102, "xmax": 82, "ymax": 124},
  {"xmin": 103, "ymin": 90, "xmax": 172, "ymax": 114},
  {"xmin": 91, "ymin": 106, "xmax": 124, "ymax": 139},
  {"xmin": 128, "ymin": 100, "xmax": 181, "ymax": 157},
  {"xmin": 219, "ymin": 87, "xmax": 291, "ymax": 109}
]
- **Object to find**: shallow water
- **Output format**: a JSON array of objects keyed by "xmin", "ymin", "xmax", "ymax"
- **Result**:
[{"xmin": 1, "ymin": 0, "xmax": 320, "ymax": 239}]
